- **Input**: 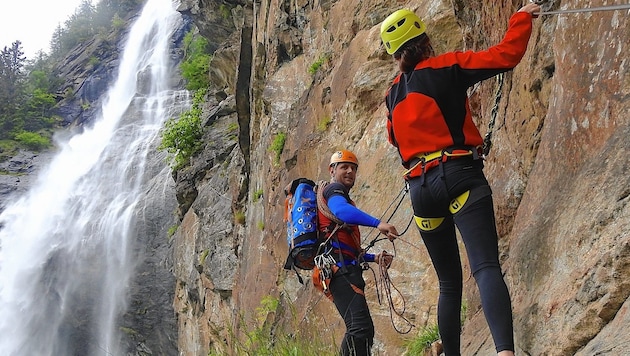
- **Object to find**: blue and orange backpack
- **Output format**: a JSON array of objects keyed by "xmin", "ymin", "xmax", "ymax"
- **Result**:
[{"xmin": 283, "ymin": 178, "xmax": 322, "ymax": 272}]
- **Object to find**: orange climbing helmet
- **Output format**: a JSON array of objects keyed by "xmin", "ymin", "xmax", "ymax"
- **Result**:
[
  {"xmin": 329, "ymin": 150, "xmax": 359, "ymax": 167},
  {"xmin": 380, "ymin": 9, "xmax": 427, "ymax": 55}
]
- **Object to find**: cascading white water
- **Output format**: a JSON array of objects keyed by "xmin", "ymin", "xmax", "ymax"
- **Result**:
[{"xmin": 0, "ymin": 0, "xmax": 188, "ymax": 354}]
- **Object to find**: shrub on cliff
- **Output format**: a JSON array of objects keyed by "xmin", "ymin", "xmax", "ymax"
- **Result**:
[
  {"xmin": 14, "ymin": 131, "xmax": 51, "ymax": 151},
  {"xmin": 159, "ymin": 89, "xmax": 205, "ymax": 169},
  {"xmin": 180, "ymin": 32, "xmax": 211, "ymax": 91}
]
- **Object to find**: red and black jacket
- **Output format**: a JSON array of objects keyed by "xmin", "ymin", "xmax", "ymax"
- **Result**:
[{"xmin": 385, "ymin": 12, "xmax": 534, "ymax": 166}]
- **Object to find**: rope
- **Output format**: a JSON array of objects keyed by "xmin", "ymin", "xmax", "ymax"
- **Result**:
[
  {"xmin": 535, "ymin": 3, "xmax": 630, "ymax": 16},
  {"xmin": 363, "ymin": 183, "xmax": 410, "ymax": 252},
  {"xmin": 364, "ymin": 215, "xmax": 415, "ymax": 253},
  {"xmin": 395, "ymin": 234, "xmax": 424, "ymax": 252},
  {"xmin": 316, "ymin": 180, "xmax": 344, "ymax": 225},
  {"xmin": 371, "ymin": 248, "xmax": 415, "ymax": 334}
]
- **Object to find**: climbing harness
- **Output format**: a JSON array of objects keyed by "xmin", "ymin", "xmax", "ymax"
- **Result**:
[
  {"xmin": 414, "ymin": 185, "xmax": 493, "ymax": 232},
  {"xmin": 402, "ymin": 146, "xmax": 483, "ymax": 180},
  {"xmin": 534, "ymin": 3, "xmax": 630, "ymax": 16},
  {"xmin": 413, "ymin": 190, "xmax": 470, "ymax": 232}
]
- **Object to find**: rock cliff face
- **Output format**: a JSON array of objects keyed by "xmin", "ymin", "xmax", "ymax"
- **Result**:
[{"xmin": 172, "ymin": 0, "xmax": 630, "ymax": 354}]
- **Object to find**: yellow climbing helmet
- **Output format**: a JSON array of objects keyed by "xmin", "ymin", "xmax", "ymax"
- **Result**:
[
  {"xmin": 380, "ymin": 9, "xmax": 427, "ymax": 55},
  {"xmin": 330, "ymin": 150, "xmax": 359, "ymax": 167}
]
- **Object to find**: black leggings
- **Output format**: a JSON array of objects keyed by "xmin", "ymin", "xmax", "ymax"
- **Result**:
[
  {"xmin": 409, "ymin": 158, "xmax": 513, "ymax": 355},
  {"xmin": 329, "ymin": 265, "xmax": 374, "ymax": 356}
]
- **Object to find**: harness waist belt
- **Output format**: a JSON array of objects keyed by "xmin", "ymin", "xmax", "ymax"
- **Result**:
[{"xmin": 403, "ymin": 146, "xmax": 482, "ymax": 179}]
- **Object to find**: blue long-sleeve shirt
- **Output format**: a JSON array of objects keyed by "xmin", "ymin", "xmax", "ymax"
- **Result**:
[
  {"xmin": 327, "ymin": 195, "xmax": 380, "ymax": 227},
  {"xmin": 324, "ymin": 183, "xmax": 380, "ymax": 262}
]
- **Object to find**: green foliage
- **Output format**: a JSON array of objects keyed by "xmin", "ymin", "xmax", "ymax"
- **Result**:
[
  {"xmin": 317, "ymin": 116, "xmax": 332, "ymax": 132},
  {"xmin": 88, "ymin": 56, "xmax": 100, "ymax": 67},
  {"xmin": 405, "ymin": 302, "xmax": 468, "ymax": 354},
  {"xmin": 257, "ymin": 221, "xmax": 265, "ymax": 231},
  {"xmin": 0, "ymin": 0, "xmax": 144, "ymax": 146},
  {"xmin": 227, "ymin": 296, "xmax": 335, "ymax": 356},
  {"xmin": 253, "ymin": 189, "xmax": 263, "ymax": 202},
  {"xmin": 199, "ymin": 249, "xmax": 210, "ymax": 265},
  {"xmin": 308, "ymin": 54, "xmax": 329, "ymax": 75},
  {"xmin": 227, "ymin": 122, "xmax": 239, "ymax": 132},
  {"xmin": 0, "ymin": 41, "xmax": 61, "ymax": 143},
  {"xmin": 49, "ymin": 0, "xmax": 97, "ymax": 57},
  {"xmin": 14, "ymin": 131, "xmax": 50, "ymax": 151},
  {"xmin": 0, "ymin": 41, "xmax": 27, "ymax": 137},
  {"xmin": 180, "ymin": 32, "xmax": 212, "ymax": 91},
  {"xmin": 0, "ymin": 140, "xmax": 19, "ymax": 162},
  {"xmin": 48, "ymin": 0, "xmax": 143, "ymax": 59},
  {"xmin": 226, "ymin": 122, "xmax": 239, "ymax": 141},
  {"xmin": 405, "ymin": 324, "xmax": 440, "ymax": 355},
  {"xmin": 119, "ymin": 326, "xmax": 138, "ymax": 335},
  {"xmin": 159, "ymin": 89, "xmax": 206, "ymax": 169},
  {"xmin": 0, "ymin": 0, "xmax": 145, "ymax": 150},
  {"xmin": 167, "ymin": 225, "xmax": 178, "ymax": 238},
  {"xmin": 234, "ymin": 210, "xmax": 246, "ymax": 225},
  {"xmin": 111, "ymin": 13, "xmax": 125, "ymax": 30},
  {"xmin": 269, "ymin": 132, "xmax": 286, "ymax": 165},
  {"xmin": 218, "ymin": 4, "xmax": 232, "ymax": 20}
]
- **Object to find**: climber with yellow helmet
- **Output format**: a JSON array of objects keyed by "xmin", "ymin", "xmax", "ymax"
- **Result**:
[
  {"xmin": 316, "ymin": 149, "xmax": 398, "ymax": 356},
  {"xmin": 380, "ymin": 3, "xmax": 540, "ymax": 356}
]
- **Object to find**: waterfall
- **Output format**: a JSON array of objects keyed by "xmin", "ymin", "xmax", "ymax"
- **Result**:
[{"xmin": 0, "ymin": 0, "xmax": 188, "ymax": 354}]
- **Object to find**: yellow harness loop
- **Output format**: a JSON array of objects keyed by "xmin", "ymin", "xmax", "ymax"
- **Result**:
[
  {"xmin": 414, "ymin": 190, "xmax": 471, "ymax": 231},
  {"xmin": 449, "ymin": 190, "xmax": 470, "ymax": 214},
  {"xmin": 414, "ymin": 216, "xmax": 445, "ymax": 231}
]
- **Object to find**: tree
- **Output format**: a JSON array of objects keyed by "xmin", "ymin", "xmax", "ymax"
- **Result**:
[
  {"xmin": 49, "ymin": 24, "xmax": 68, "ymax": 57},
  {"xmin": 0, "ymin": 41, "xmax": 27, "ymax": 101},
  {"xmin": 0, "ymin": 41, "xmax": 27, "ymax": 137},
  {"xmin": 64, "ymin": 0, "xmax": 97, "ymax": 45}
]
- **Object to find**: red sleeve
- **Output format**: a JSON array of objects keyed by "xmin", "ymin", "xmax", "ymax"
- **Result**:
[{"xmin": 453, "ymin": 11, "xmax": 533, "ymax": 70}]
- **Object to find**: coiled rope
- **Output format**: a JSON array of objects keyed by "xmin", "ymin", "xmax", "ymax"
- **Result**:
[
  {"xmin": 369, "ymin": 248, "xmax": 415, "ymax": 334},
  {"xmin": 360, "ymin": 182, "xmax": 425, "ymax": 334}
]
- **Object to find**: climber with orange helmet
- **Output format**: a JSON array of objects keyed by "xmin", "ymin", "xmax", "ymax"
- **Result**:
[
  {"xmin": 380, "ymin": 3, "xmax": 540, "ymax": 356},
  {"xmin": 317, "ymin": 149, "xmax": 398, "ymax": 356}
]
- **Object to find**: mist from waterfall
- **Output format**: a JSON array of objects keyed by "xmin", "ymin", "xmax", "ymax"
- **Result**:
[{"xmin": 0, "ymin": 0, "xmax": 187, "ymax": 354}]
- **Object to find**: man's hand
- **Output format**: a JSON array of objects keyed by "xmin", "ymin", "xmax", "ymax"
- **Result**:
[{"xmin": 377, "ymin": 221, "xmax": 399, "ymax": 241}]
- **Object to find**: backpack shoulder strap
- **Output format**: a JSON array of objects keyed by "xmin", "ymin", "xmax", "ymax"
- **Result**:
[
  {"xmin": 315, "ymin": 180, "xmax": 344, "ymax": 225},
  {"xmin": 315, "ymin": 180, "xmax": 352, "ymax": 273}
]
